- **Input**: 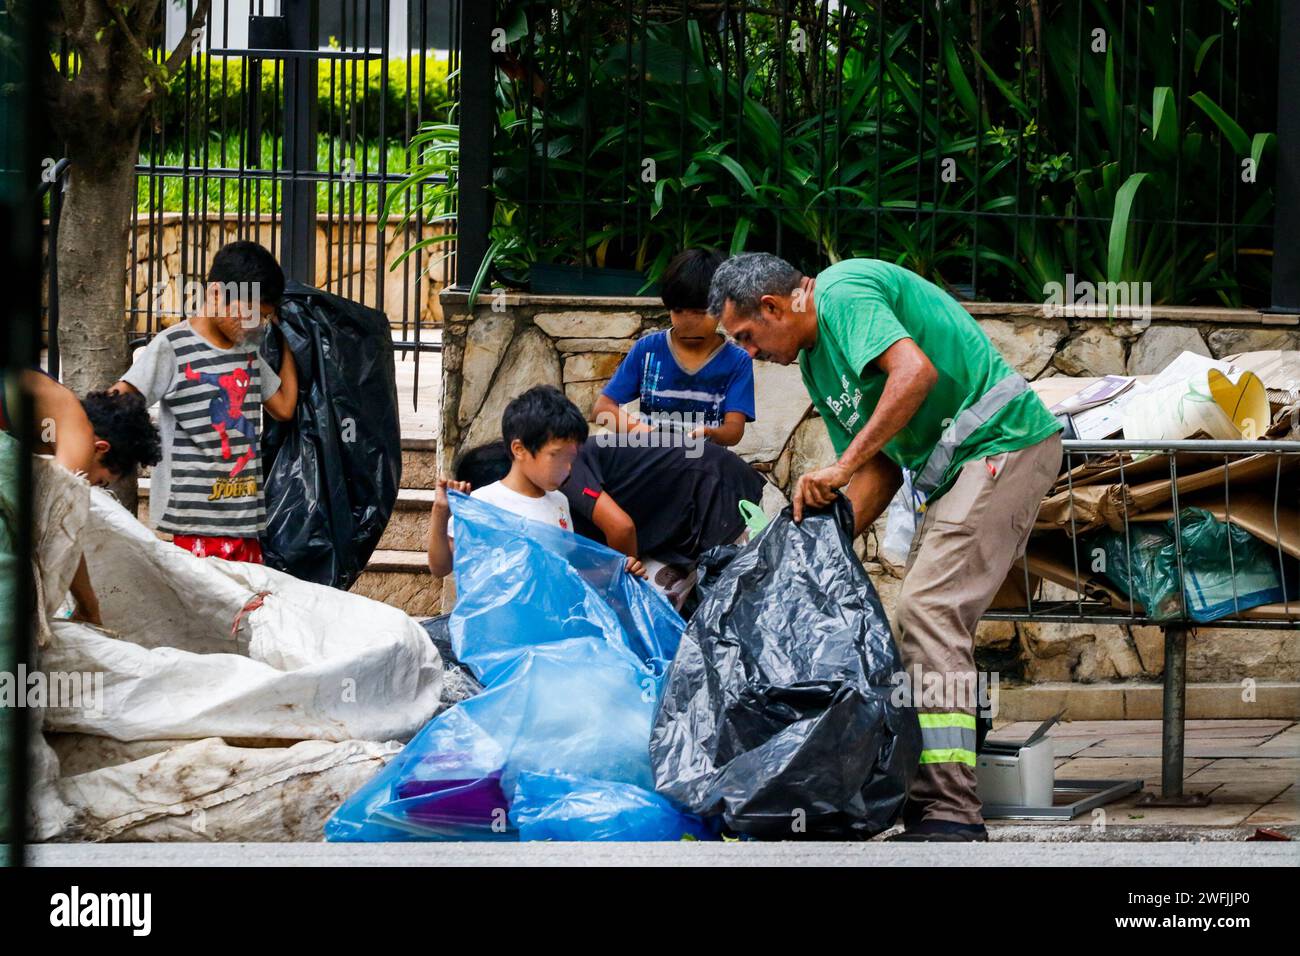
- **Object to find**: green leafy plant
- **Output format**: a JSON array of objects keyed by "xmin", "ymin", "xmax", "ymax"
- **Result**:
[
  {"xmin": 397, "ymin": 0, "xmax": 1278, "ymax": 305},
  {"xmin": 159, "ymin": 53, "xmax": 451, "ymax": 144}
]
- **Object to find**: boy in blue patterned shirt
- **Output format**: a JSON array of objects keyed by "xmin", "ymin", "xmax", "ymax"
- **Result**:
[{"xmin": 593, "ymin": 249, "xmax": 755, "ymax": 446}]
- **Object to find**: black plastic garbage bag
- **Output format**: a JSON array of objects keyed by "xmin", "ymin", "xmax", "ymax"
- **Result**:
[
  {"xmin": 650, "ymin": 496, "xmax": 921, "ymax": 839},
  {"xmin": 260, "ymin": 281, "xmax": 401, "ymax": 588},
  {"xmin": 421, "ymin": 614, "xmax": 485, "ymax": 709}
]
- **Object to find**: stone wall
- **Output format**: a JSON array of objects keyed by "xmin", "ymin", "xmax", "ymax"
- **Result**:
[
  {"xmin": 43, "ymin": 213, "xmax": 451, "ymax": 338},
  {"xmin": 439, "ymin": 290, "xmax": 1300, "ymax": 685}
]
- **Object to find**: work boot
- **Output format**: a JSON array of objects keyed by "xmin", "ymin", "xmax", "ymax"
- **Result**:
[
  {"xmin": 900, "ymin": 796, "xmax": 925, "ymax": 829},
  {"xmin": 886, "ymin": 819, "xmax": 989, "ymax": 842}
]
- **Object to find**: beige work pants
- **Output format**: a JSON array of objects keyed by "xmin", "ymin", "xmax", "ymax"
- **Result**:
[{"xmin": 897, "ymin": 432, "xmax": 1062, "ymax": 825}]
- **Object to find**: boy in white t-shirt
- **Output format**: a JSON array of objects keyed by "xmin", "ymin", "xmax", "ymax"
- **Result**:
[{"xmin": 427, "ymin": 385, "xmax": 645, "ymax": 579}]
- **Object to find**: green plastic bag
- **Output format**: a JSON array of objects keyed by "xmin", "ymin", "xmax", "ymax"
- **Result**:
[
  {"xmin": 1172, "ymin": 507, "xmax": 1288, "ymax": 622},
  {"xmin": 1096, "ymin": 507, "xmax": 1287, "ymax": 623},
  {"xmin": 1097, "ymin": 523, "xmax": 1183, "ymax": 620}
]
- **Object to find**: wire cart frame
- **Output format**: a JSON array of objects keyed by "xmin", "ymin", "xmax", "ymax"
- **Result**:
[{"xmin": 985, "ymin": 438, "xmax": 1300, "ymax": 808}]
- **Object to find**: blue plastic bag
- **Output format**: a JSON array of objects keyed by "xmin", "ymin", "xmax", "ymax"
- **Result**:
[
  {"xmin": 510, "ymin": 773, "xmax": 716, "ymax": 841},
  {"xmin": 326, "ymin": 490, "xmax": 704, "ymax": 841},
  {"xmin": 1095, "ymin": 507, "xmax": 1289, "ymax": 623}
]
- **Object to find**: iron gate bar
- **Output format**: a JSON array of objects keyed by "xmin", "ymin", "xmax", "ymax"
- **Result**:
[
  {"xmin": 1265, "ymin": 0, "xmax": 1299, "ymax": 313},
  {"xmin": 453, "ymin": 0, "xmax": 493, "ymax": 290},
  {"xmin": 38, "ymin": 158, "xmax": 71, "ymax": 381},
  {"xmin": 280, "ymin": 0, "xmax": 320, "ymax": 283}
]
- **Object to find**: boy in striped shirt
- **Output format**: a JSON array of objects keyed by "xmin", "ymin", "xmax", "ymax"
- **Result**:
[{"xmin": 112, "ymin": 242, "xmax": 298, "ymax": 563}]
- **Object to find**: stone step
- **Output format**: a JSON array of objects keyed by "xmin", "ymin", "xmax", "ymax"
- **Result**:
[
  {"xmin": 377, "ymin": 487, "xmax": 434, "ymax": 551},
  {"xmin": 351, "ymin": 549, "xmax": 443, "ymax": 618},
  {"xmin": 400, "ymin": 435, "xmax": 439, "ymax": 490},
  {"xmin": 996, "ymin": 682, "xmax": 1300, "ymax": 721}
]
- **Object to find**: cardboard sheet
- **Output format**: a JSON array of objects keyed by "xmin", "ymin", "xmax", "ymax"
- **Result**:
[{"xmin": 1035, "ymin": 453, "xmax": 1299, "ymax": 534}]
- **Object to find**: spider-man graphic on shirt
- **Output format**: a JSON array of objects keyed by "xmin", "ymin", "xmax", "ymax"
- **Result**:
[{"xmin": 185, "ymin": 355, "xmax": 257, "ymax": 477}]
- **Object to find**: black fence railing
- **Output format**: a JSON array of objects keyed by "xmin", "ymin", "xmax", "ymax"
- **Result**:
[
  {"xmin": 453, "ymin": 0, "xmax": 1294, "ymax": 311},
  {"xmin": 44, "ymin": 1, "xmax": 460, "ymax": 407}
]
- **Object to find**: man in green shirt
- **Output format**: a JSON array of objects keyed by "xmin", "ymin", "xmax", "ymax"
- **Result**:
[{"xmin": 709, "ymin": 253, "xmax": 1063, "ymax": 842}]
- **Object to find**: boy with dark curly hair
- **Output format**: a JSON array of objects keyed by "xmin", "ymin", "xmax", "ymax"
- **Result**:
[
  {"xmin": 1, "ymin": 371, "xmax": 161, "ymax": 486},
  {"xmin": 2, "ymin": 370, "xmax": 162, "ymax": 623}
]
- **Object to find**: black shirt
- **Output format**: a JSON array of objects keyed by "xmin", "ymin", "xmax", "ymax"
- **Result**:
[{"xmin": 561, "ymin": 434, "xmax": 766, "ymax": 565}]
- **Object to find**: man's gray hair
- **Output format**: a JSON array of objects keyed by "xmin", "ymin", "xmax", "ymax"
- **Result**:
[{"xmin": 707, "ymin": 252, "xmax": 803, "ymax": 318}]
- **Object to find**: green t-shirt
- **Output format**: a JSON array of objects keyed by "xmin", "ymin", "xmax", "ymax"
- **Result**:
[{"xmin": 800, "ymin": 259, "xmax": 1061, "ymax": 501}]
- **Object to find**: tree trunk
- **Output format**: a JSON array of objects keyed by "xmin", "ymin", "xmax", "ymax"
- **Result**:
[
  {"xmin": 57, "ymin": 137, "xmax": 141, "ymax": 510},
  {"xmin": 55, "ymin": 143, "xmax": 138, "ymax": 396}
]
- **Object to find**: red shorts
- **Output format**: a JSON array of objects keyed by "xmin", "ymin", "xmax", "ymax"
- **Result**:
[{"xmin": 173, "ymin": 535, "xmax": 264, "ymax": 564}]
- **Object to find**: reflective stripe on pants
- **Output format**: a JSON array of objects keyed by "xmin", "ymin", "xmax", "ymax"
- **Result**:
[{"xmin": 918, "ymin": 713, "xmax": 978, "ymax": 766}]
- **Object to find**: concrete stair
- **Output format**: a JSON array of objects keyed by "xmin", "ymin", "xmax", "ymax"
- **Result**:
[
  {"xmin": 352, "ymin": 436, "xmax": 442, "ymax": 615},
  {"xmin": 351, "ymin": 545, "xmax": 443, "ymax": 617},
  {"xmin": 136, "ymin": 433, "xmax": 445, "ymax": 617}
]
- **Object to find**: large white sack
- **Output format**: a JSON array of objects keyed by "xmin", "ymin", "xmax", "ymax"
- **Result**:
[
  {"xmin": 40, "ymin": 487, "xmax": 441, "ymax": 743},
  {"xmin": 22, "ymin": 453, "xmax": 88, "ymax": 839},
  {"xmin": 50, "ymin": 735, "xmax": 401, "ymax": 842}
]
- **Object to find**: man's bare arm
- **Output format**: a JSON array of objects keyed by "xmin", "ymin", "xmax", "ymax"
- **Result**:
[
  {"xmin": 793, "ymin": 338, "xmax": 936, "ymax": 521},
  {"xmin": 591, "ymin": 491, "xmax": 638, "ymax": 557},
  {"xmin": 843, "ymin": 454, "xmax": 904, "ymax": 537},
  {"xmin": 25, "ymin": 371, "xmax": 97, "ymax": 475},
  {"xmin": 69, "ymin": 556, "xmax": 102, "ymax": 626}
]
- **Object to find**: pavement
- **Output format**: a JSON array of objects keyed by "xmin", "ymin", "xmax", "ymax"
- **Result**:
[
  {"xmin": 19, "ymin": 840, "xmax": 1297, "ymax": 867},
  {"xmin": 986, "ymin": 717, "xmax": 1299, "ymax": 831},
  {"xmin": 15, "ymin": 718, "xmax": 1298, "ymax": 865},
  {"xmin": 391, "ymin": 330, "xmax": 441, "ymax": 442}
]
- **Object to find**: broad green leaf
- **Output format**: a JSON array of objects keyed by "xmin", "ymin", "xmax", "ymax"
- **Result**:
[
  {"xmin": 971, "ymin": 48, "xmax": 1030, "ymax": 120},
  {"xmin": 696, "ymin": 152, "xmax": 758, "ymax": 198},
  {"xmin": 1250, "ymin": 132, "xmax": 1276, "ymax": 175},
  {"xmin": 1190, "ymin": 91, "xmax": 1250, "ymax": 155},
  {"xmin": 1193, "ymin": 33, "xmax": 1221, "ymax": 76},
  {"xmin": 943, "ymin": 40, "xmax": 980, "ymax": 123},
  {"xmin": 1108, "ymin": 172, "xmax": 1151, "ymax": 286},
  {"xmin": 730, "ymin": 217, "xmax": 752, "ymax": 255},
  {"xmin": 1152, "ymin": 86, "xmax": 1177, "ymax": 156},
  {"xmin": 502, "ymin": 8, "xmax": 529, "ymax": 44}
]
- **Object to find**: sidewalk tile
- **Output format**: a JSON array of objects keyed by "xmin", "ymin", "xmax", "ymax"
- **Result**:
[
  {"xmin": 1244, "ymin": 802, "xmax": 1300, "ymax": 827},
  {"xmin": 1049, "ymin": 720, "xmax": 1163, "ymax": 737},
  {"xmin": 1184, "ymin": 719, "xmax": 1293, "ymax": 732},
  {"xmin": 1185, "ymin": 757, "xmax": 1300, "ymax": 783},
  {"xmin": 1201, "ymin": 781, "xmax": 1292, "ymax": 804},
  {"xmin": 1054, "ymin": 756, "xmax": 1211, "ymax": 780},
  {"xmin": 1104, "ymin": 804, "xmax": 1259, "ymax": 827},
  {"xmin": 1080, "ymin": 738, "xmax": 1277, "ymax": 759},
  {"xmin": 1256, "ymin": 728, "xmax": 1300, "ymax": 755}
]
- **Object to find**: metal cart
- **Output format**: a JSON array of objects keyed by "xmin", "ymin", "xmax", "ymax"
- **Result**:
[{"xmin": 984, "ymin": 438, "xmax": 1300, "ymax": 807}]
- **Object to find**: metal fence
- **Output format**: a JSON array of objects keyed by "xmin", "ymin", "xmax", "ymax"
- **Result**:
[
  {"xmin": 454, "ymin": 0, "xmax": 1296, "ymax": 310},
  {"xmin": 987, "ymin": 438, "xmax": 1300, "ymax": 805},
  {"xmin": 45, "ymin": 0, "xmax": 460, "ymax": 404}
]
